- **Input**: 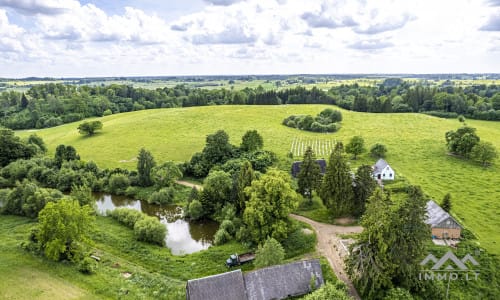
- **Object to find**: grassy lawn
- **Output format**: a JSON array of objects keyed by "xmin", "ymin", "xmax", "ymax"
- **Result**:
[
  {"xmin": 0, "ymin": 213, "xmax": 321, "ymax": 299},
  {"xmin": 17, "ymin": 105, "xmax": 500, "ymax": 256}
]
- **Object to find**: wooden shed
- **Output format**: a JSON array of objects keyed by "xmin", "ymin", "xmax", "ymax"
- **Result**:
[{"xmin": 425, "ymin": 200, "xmax": 462, "ymax": 239}]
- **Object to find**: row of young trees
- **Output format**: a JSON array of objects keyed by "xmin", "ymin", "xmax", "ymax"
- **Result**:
[{"xmin": 1, "ymin": 81, "xmax": 499, "ymax": 130}]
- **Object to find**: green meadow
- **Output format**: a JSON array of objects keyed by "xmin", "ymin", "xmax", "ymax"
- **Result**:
[{"xmin": 18, "ymin": 105, "xmax": 500, "ymax": 255}]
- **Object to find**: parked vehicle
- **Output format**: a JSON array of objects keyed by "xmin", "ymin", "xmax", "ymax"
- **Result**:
[{"xmin": 225, "ymin": 252, "xmax": 255, "ymax": 267}]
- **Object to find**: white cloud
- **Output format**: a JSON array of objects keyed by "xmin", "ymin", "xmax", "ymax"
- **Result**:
[
  {"xmin": 0, "ymin": 0, "xmax": 499, "ymax": 77},
  {"xmin": 0, "ymin": 0, "xmax": 79, "ymax": 15}
]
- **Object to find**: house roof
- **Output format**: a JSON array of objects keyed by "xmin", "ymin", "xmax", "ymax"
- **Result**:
[
  {"xmin": 186, "ymin": 259, "xmax": 324, "ymax": 300},
  {"xmin": 186, "ymin": 269, "xmax": 246, "ymax": 300},
  {"xmin": 426, "ymin": 200, "xmax": 461, "ymax": 228},
  {"xmin": 373, "ymin": 158, "xmax": 390, "ymax": 174},
  {"xmin": 244, "ymin": 259, "xmax": 324, "ymax": 300},
  {"xmin": 291, "ymin": 159, "xmax": 327, "ymax": 177}
]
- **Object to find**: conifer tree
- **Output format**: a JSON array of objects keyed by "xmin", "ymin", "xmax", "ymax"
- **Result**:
[
  {"xmin": 297, "ymin": 147, "xmax": 322, "ymax": 203},
  {"xmin": 353, "ymin": 165, "xmax": 376, "ymax": 217},
  {"xmin": 319, "ymin": 144, "xmax": 354, "ymax": 217},
  {"xmin": 137, "ymin": 148, "xmax": 156, "ymax": 187},
  {"xmin": 441, "ymin": 193, "xmax": 452, "ymax": 212},
  {"xmin": 237, "ymin": 160, "xmax": 255, "ymax": 214}
]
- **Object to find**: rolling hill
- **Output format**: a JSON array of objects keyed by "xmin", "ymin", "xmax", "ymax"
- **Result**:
[{"xmin": 17, "ymin": 105, "xmax": 500, "ymax": 255}]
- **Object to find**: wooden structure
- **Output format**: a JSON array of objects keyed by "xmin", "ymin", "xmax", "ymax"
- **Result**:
[
  {"xmin": 425, "ymin": 200, "xmax": 462, "ymax": 239},
  {"xmin": 186, "ymin": 259, "xmax": 324, "ymax": 300}
]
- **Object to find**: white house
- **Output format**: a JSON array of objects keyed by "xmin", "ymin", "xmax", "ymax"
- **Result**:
[{"xmin": 372, "ymin": 159, "xmax": 395, "ymax": 181}]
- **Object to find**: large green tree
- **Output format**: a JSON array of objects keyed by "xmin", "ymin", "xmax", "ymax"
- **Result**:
[
  {"xmin": 0, "ymin": 127, "xmax": 37, "ymax": 167},
  {"xmin": 346, "ymin": 189, "xmax": 396, "ymax": 299},
  {"xmin": 445, "ymin": 126, "xmax": 480, "ymax": 158},
  {"xmin": 353, "ymin": 165, "xmax": 377, "ymax": 217},
  {"xmin": 297, "ymin": 147, "xmax": 322, "ymax": 203},
  {"xmin": 77, "ymin": 120, "xmax": 103, "ymax": 136},
  {"xmin": 319, "ymin": 146, "xmax": 354, "ymax": 217},
  {"xmin": 202, "ymin": 130, "xmax": 234, "ymax": 167},
  {"xmin": 137, "ymin": 148, "xmax": 156, "ymax": 187},
  {"xmin": 240, "ymin": 130, "xmax": 264, "ymax": 152},
  {"xmin": 243, "ymin": 169, "xmax": 299, "ymax": 243},
  {"xmin": 345, "ymin": 135, "xmax": 365, "ymax": 160},
  {"xmin": 36, "ymin": 199, "xmax": 95, "ymax": 261},
  {"xmin": 200, "ymin": 170, "xmax": 233, "ymax": 216}
]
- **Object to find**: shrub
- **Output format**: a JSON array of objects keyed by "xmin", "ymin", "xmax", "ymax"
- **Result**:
[
  {"xmin": 78, "ymin": 257, "xmax": 97, "ymax": 274},
  {"xmin": 214, "ymin": 228, "xmax": 231, "ymax": 245},
  {"xmin": 108, "ymin": 208, "xmax": 144, "ymax": 228},
  {"xmin": 254, "ymin": 237, "xmax": 285, "ymax": 268},
  {"xmin": 103, "ymin": 109, "xmax": 112, "ymax": 116},
  {"xmin": 147, "ymin": 187, "xmax": 175, "ymax": 205},
  {"xmin": 108, "ymin": 173, "xmax": 130, "ymax": 195},
  {"xmin": 133, "ymin": 216, "xmax": 166, "ymax": 246},
  {"xmin": 220, "ymin": 219, "xmax": 235, "ymax": 236},
  {"xmin": 187, "ymin": 200, "xmax": 204, "ymax": 220}
]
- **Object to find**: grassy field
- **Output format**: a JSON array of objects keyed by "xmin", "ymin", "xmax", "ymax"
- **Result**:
[
  {"xmin": 17, "ymin": 105, "xmax": 500, "ymax": 256},
  {"xmin": 0, "ymin": 214, "xmax": 320, "ymax": 299}
]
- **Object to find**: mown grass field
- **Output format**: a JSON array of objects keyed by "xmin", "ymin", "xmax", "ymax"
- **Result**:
[{"xmin": 17, "ymin": 105, "xmax": 500, "ymax": 256}]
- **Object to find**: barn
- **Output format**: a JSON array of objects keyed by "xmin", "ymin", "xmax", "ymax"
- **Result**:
[
  {"xmin": 372, "ymin": 158, "xmax": 395, "ymax": 181},
  {"xmin": 425, "ymin": 200, "xmax": 462, "ymax": 239},
  {"xmin": 186, "ymin": 259, "xmax": 324, "ymax": 300}
]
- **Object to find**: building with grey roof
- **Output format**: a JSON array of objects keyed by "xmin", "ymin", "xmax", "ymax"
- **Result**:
[
  {"xmin": 426, "ymin": 200, "xmax": 462, "ymax": 239},
  {"xmin": 372, "ymin": 158, "xmax": 395, "ymax": 180},
  {"xmin": 186, "ymin": 259, "xmax": 324, "ymax": 300}
]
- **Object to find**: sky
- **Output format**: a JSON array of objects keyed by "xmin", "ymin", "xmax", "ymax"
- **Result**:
[{"xmin": 0, "ymin": 0, "xmax": 499, "ymax": 77}]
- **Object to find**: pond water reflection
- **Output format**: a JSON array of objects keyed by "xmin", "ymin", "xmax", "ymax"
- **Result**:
[{"xmin": 94, "ymin": 193, "xmax": 218, "ymax": 255}]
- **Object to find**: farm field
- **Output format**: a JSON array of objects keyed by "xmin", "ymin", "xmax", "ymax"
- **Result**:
[{"xmin": 17, "ymin": 105, "xmax": 500, "ymax": 256}]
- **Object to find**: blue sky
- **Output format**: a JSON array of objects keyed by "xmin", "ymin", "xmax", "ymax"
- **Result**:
[{"xmin": 0, "ymin": 0, "xmax": 499, "ymax": 77}]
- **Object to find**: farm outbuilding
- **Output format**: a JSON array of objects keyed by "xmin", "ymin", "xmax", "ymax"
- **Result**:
[
  {"xmin": 425, "ymin": 200, "xmax": 462, "ymax": 239},
  {"xmin": 291, "ymin": 159, "xmax": 326, "ymax": 178},
  {"xmin": 372, "ymin": 159, "xmax": 395, "ymax": 181},
  {"xmin": 186, "ymin": 259, "xmax": 324, "ymax": 300}
]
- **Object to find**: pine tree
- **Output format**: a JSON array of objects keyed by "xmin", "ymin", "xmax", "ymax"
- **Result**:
[
  {"xmin": 319, "ymin": 145, "xmax": 354, "ymax": 217},
  {"xmin": 353, "ymin": 165, "xmax": 376, "ymax": 217},
  {"xmin": 441, "ymin": 193, "xmax": 452, "ymax": 212},
  {"xmin": 297, "ymin": 147, "xmax": 322, "ymax": 203}
]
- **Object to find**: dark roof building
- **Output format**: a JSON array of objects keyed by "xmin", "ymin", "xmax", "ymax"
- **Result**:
[
  {"xmin": 186, "ymin": 259, "xmax": 324, "ymax": 300},
  {"xmin": 245, "ymin": 259, "xmax": 324, "ymax": 300},
  {"xmin": 426, "ymin": 200, "xmax": 462, "ymax": 239},
  {"xmin": 186, "ymin": 269, "xmax": 246, "ymax": 300},
  {"xmin": 291, "ymin": 159, "xmax": 327, "ymax": 178}
]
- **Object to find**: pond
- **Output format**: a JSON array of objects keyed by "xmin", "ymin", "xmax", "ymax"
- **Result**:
[{"xmin": 94, "ymin": 193, "xmax": 218, "ymax": 255}]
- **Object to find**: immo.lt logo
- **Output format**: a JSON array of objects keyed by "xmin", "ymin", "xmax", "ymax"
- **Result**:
[{"xmin": 419, "ymin": 250, "xmax": 480, "ymax": 281}]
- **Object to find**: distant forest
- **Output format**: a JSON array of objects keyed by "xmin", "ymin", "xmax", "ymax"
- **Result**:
[{"xmin": 1, "ymin": 78, "xmax": 499, "ymax": 130}]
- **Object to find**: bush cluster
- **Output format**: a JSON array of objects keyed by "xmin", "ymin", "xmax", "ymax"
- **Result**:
[
  {"xmin": 283, "ymin": 108, "xmax": 342, "ymax": 133},
  {"xmin": 108, "ymin": 207, "xmax": 166, "ymax": 246}
]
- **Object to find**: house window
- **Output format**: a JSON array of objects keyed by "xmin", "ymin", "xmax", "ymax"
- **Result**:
[
  {"xmin": 383, "ymin": 173, "xmax": 385, "ymax": 177},
  {"xmin": 390, "ymin": 173, "xmax": 393, "ymax": 177},
  {"xmin": 446, "ymin": 220, "xmax": 450, "ymax": 225}
]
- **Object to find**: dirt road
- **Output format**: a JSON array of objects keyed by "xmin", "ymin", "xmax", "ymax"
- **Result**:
[
  {"xmin": 175, "ymin": 180, "xmax": 203, "ymax": 190},
  {"xmin": 290, "ymin": 214, "xmax": 363, "ymax": 300}
]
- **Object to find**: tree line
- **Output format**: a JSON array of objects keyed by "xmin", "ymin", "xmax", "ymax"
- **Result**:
[{"xmin": 2, "ymin": 80, "xmax": 499, "ymax": 130}]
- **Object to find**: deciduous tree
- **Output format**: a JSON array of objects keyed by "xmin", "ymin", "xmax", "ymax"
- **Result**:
[
  {"xmin": 254, "ymin": 237, "xmax": 285, "ymax": 268},
  {"xmin": 36, "ymin": 199, "xmax": 95, "ymax": 261},
  {"xmin": 77, "ymin": 120, "xmax": 103, "ymax": 136},
  {"xmin": 151, "ymin": 161, "xmax": 182, "ymax": 187},
  {"xmin": 137, "ymin": 148, "xmax": 156, "ymax": 187},
  {"xmin": 243, "ymin": 169, "xmax": 299, "ymax": 243},
  {"xmin": 471, "ymin": 141, "xmax": 497, "ymax": 167},
  {"xmin": 346, "ymin": 135, "xmax": 365, "ymax": 160},
  {"xmin": 240, "ymin": 130, "xmax": 264, "ymax": 152}
]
